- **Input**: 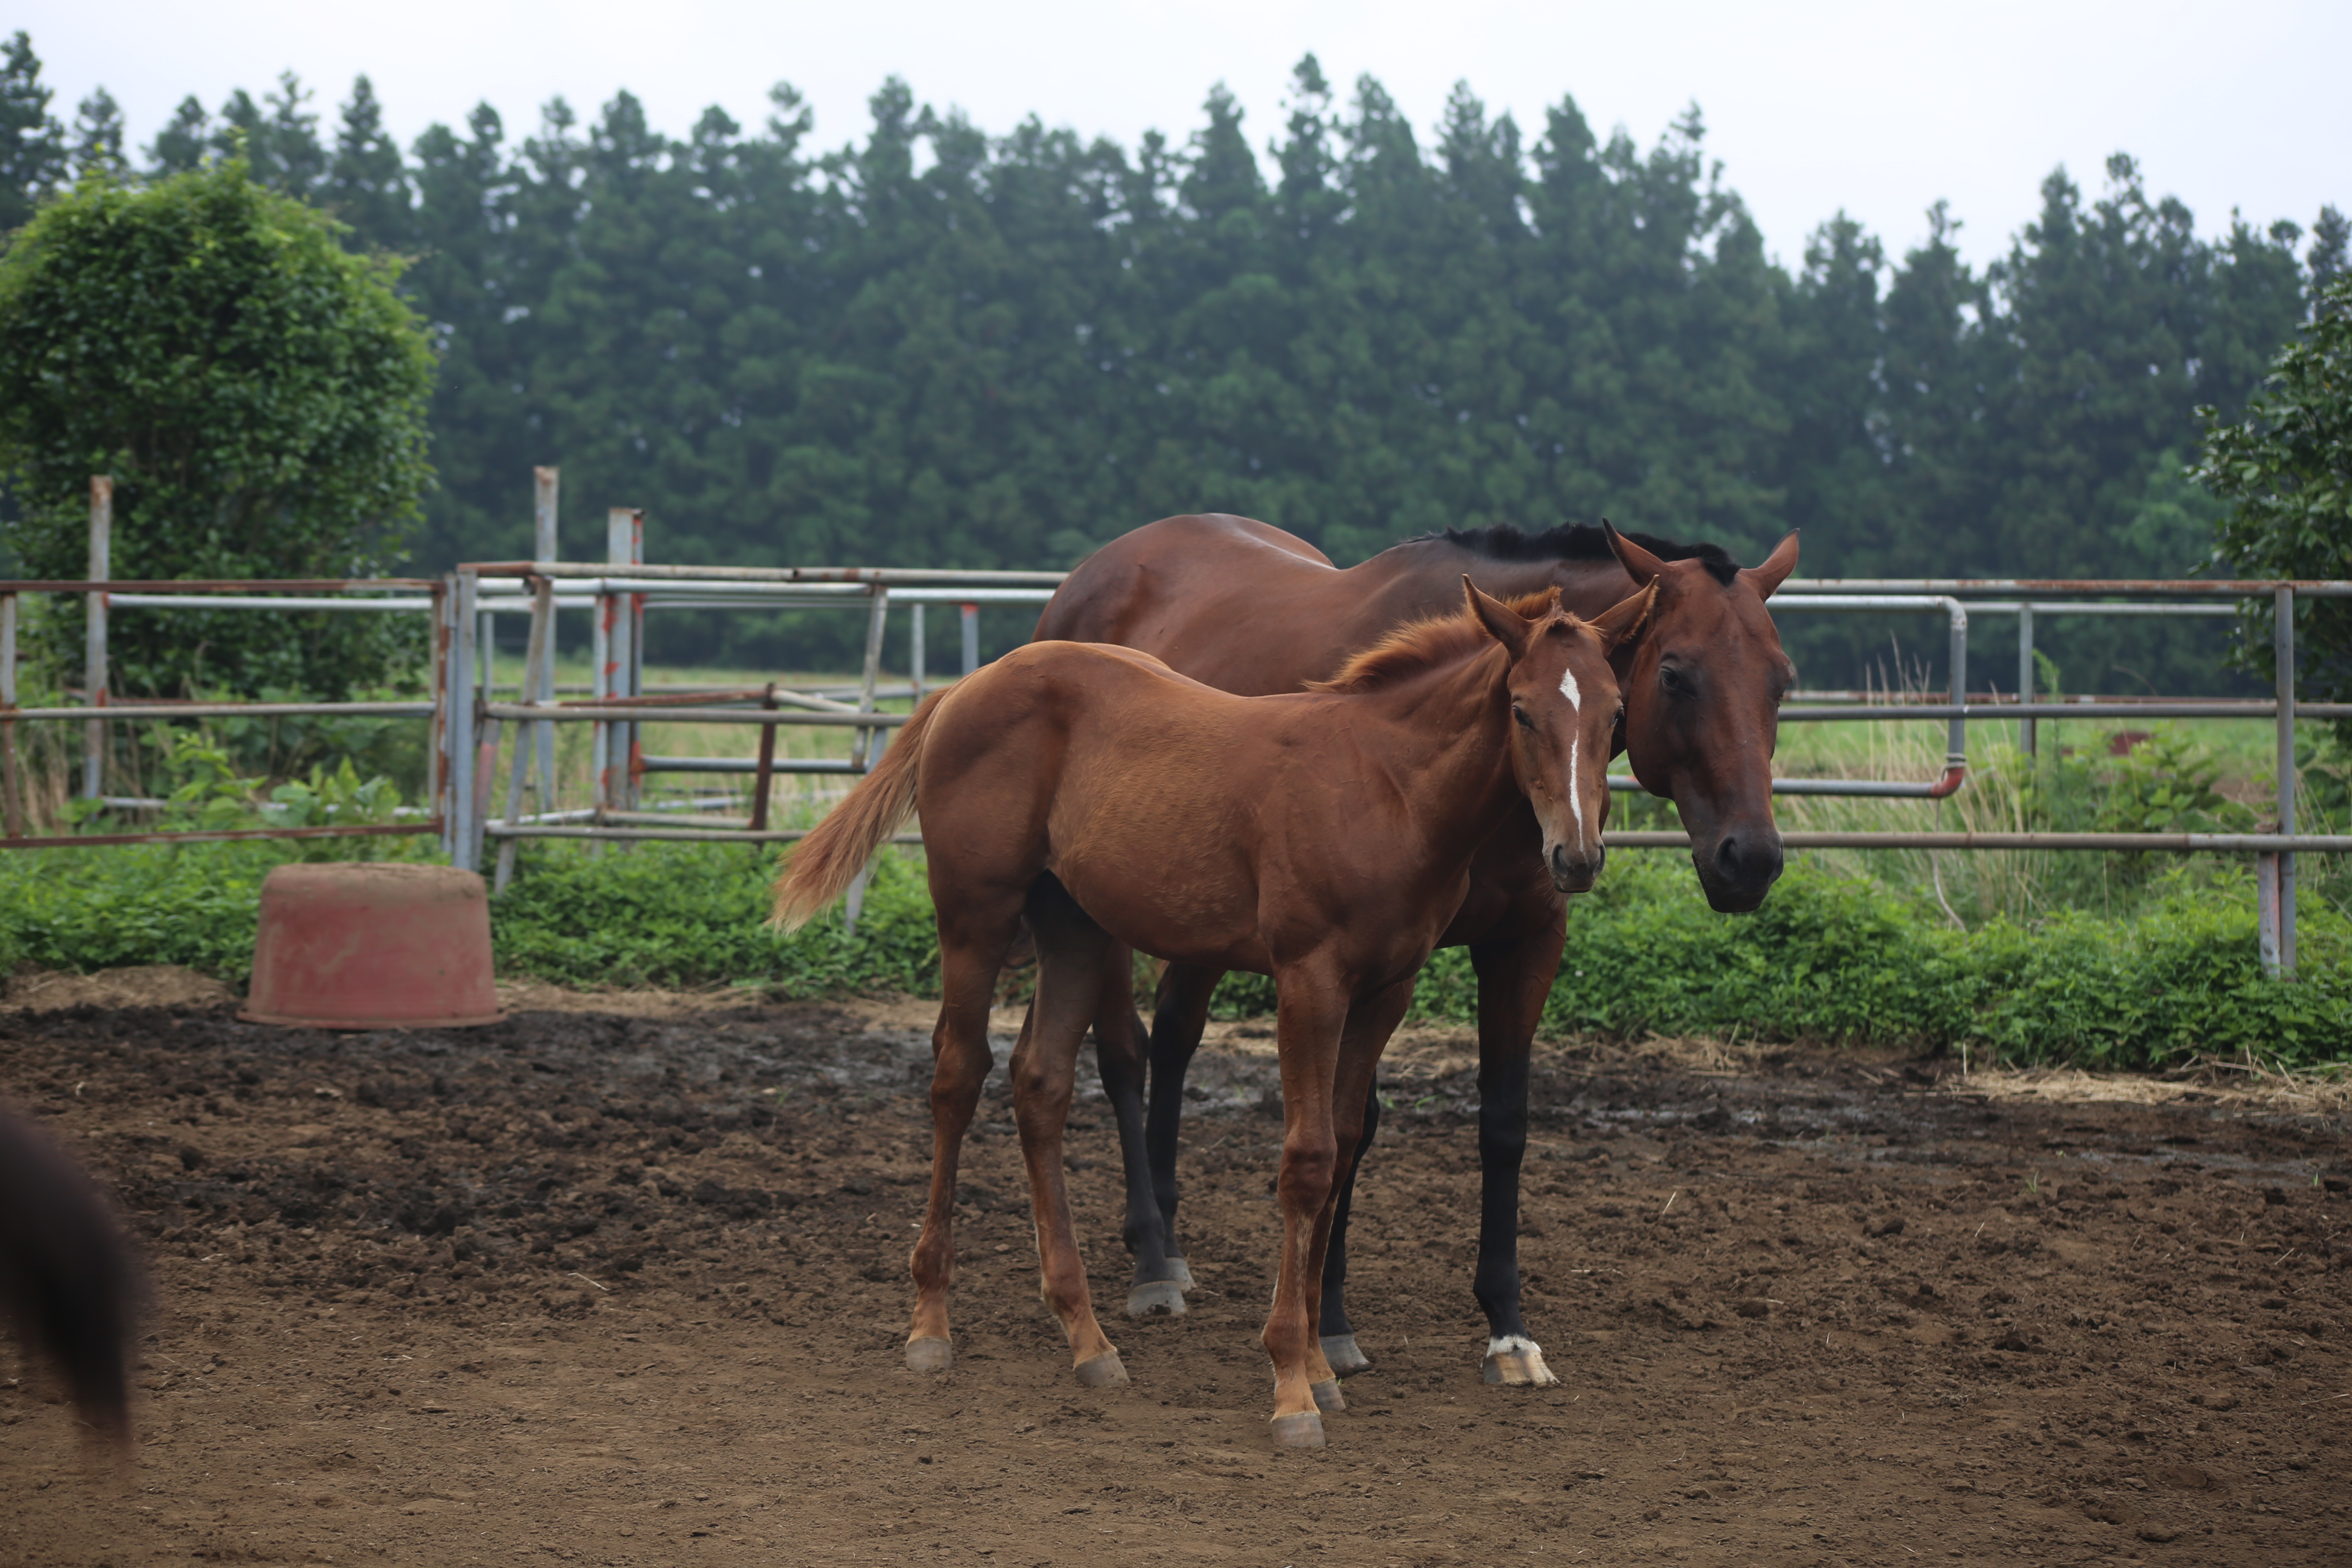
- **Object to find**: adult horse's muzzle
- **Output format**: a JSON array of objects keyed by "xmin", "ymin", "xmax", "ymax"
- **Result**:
[
  {"xmin": 1548, "ymin": 842, "xmax": 1606, "ymax": 895},
  {"xmin": 1693, "ymin": 826, "xmax": 1784, "ymax": 912}
]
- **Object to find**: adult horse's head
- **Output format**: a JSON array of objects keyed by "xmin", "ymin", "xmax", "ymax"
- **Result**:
[
  {"xmin": 1604, "ymin": 523, "xmax": 1798, "ymax": 913},
  {"xmin": 1466, "ymin": 578, "xmax": 1652, "ymax": 897}
]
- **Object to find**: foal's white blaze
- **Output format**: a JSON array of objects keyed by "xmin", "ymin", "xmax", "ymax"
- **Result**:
[{"xmin": 1557, "ymin": 665, "xmax": 1586, "ymax": 853}]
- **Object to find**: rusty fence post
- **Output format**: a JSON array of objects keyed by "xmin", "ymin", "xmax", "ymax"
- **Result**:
[
  {"xmin": 1, "ymin": 591, "xmax": 21, "ymax": 838},
  {"xmin": 84, "ymin": 476, "xmax": 110, "ymax": 801},
  {"xmin": 747, "ymin": 682, "xmax": 780, "ymax": 835}
]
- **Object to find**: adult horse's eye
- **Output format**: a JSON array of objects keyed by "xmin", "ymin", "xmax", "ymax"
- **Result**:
[
  {"xmin": 1512, "ymin": 705, "xmax": 1534, "ymax": 731},
  {"xmin": 1659, "ymin": 664, "xmax": 1690, "ymax": 696}
]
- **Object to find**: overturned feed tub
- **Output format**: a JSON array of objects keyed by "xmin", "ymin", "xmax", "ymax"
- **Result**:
[{"xmin": 240, "ymin": 863, "xmax": 501, "ymax": 1029}]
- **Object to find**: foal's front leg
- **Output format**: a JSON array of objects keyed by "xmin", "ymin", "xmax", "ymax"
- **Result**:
[
  {"xmin": 1301, "ymin": 975, "xmax": 1417, "ymax": 1409},
  {"xmin": 1261, "ymin": 967, "xmax": 1351, "ymax": 1448}
]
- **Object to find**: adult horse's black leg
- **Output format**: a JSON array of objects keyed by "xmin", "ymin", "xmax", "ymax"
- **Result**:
[
  {"xmin": 1087, "ymin": 944, "xmax": 1184, "ymax": 1316},
  {"xmin": 1139, "ymin": 962, "xmax": 1223, "ymax": 1298},
  {"xmin": 1315, "ymin": 1077, "xmax": 1379, "ymax": 1375},
  {"xmin": 1470, "ymin": 916, "xmax": 1568, "ymax": 1388}
]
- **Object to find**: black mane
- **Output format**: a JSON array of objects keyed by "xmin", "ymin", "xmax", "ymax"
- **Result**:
[{"xmin": 1406, "ymin": 522, "xmax": 1741, "ymax": 586}]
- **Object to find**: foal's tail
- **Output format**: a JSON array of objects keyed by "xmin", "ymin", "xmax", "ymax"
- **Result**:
[
  {"xmin": 769, "ymin": 687, "xmax": 951, "ymax": 932},
  {"xmin": 0, "ymin": 1100, "xmax": 140, "ymax": 1448}
]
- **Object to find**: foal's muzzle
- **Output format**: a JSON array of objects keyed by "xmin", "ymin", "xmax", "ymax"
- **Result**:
[{"xmin": 1548, "ymin": 842, "xmax": 1605, "ymax": 894}]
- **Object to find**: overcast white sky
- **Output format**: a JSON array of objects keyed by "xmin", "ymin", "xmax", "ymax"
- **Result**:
[{"xmin": 17, "ymin": 0, "xmax": 2347, "ymax": 272}]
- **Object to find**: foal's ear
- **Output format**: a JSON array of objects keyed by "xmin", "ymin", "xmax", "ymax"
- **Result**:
[
  {"xmin": 1603, "ymin": 519, "xmax": 1668, "ymax": 588},
  {"xmin": 1464, "ymin": 576, "xmax": 1535, "ymax": 660},
  {"xmin": 1739, "ymin": 529, "xmax": 1801, "ymax": 599},
  {"xmin": 1588, "ymin": 580, "xmax": 1657, "ymax": 653}
]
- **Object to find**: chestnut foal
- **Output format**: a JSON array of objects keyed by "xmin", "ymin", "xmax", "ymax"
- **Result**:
[{"xmin": 774, "ymin": 581, "xmax": 1647, "ymax": 1447}]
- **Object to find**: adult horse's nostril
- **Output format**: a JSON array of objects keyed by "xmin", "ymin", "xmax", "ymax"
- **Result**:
[{"xmin": 1713, "ymin": 835, "xmax": 1744, "ymax": 884}]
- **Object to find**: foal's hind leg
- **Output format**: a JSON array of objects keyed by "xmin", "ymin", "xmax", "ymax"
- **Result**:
[
  {"xmin": 906, "ymin": 921, "xmax": 1017, "ymax": 1373},
  {"xmin": 1299, "ymin": 975, "xmax": 1417, "ymax": 1413},
  {"xmin": 1013, "ymin": 880, "xmax": 1127, "ymax": 1386}
]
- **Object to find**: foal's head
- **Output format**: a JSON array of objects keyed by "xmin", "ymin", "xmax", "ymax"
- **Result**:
[{"xmin": 1465, "ymin": 577, "xmax": 1653, "ymax": 895}]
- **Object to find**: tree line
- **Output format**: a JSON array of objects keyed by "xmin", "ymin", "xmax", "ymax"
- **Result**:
[{"xmin": 1, "ymin": 35, "xmax": 2344, "ymax": 686}]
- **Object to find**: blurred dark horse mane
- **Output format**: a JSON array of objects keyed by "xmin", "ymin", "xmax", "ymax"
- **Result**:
[
  {"xmin": 0, "ymin": 1101, "xmax": 139, "ymax": 1447},
  {"xmin": 1413, "ymin": 523, "xmax": 1741, "ymax": 586}
]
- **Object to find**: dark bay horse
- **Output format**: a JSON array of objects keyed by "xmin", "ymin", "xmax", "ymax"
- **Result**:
[
  {"xmin": 1034, "ymin": 513, "xmax": 1798, "ymax": 1385},
  {"xmin": 0, "ymin": 1100, "xmax": 139, "ymax": 1449},
  {"xmin": 775, "ymin": 582, "xmax": 1648, "ymax": 1447}
]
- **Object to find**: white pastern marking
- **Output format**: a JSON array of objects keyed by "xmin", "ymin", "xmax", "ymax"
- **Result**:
[{"xmin": 1486, "ymin": 1334, "xmax": 1542, "ymax": 1359}]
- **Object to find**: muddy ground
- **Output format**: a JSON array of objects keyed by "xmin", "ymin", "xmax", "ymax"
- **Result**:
[{"xmin": 2, "ymin": 971, "xmax": 2349, "ymax": 1566}]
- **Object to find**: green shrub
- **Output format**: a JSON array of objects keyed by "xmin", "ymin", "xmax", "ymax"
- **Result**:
[{"xmin": 1, "ymin": 837, "xmax": 2341, "ymax": 1069}]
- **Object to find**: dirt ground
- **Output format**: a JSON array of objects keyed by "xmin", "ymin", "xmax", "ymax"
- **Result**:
[{"xmin": 2, "ymin": 968, "xmax": 2349, "ymax": 1566}]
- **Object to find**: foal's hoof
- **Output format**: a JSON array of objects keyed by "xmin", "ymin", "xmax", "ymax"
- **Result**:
[
  {"xmin": 1481, "ymin": 1335, "xmax": 1559, "ymax": 1388},
  {"xmin": 1074, "ymin": 1350, "xmax": 1129, "ymax": 1388},
  {"xmin": 1320, "ymin": 1332, "xmax": 1372, "ymax": 1377},
  {"xmin": 1309, "ymin": 1377, "xmax": 1346, "ymax": 1414},
  {"xmin": 1126, "ymin": 1280, "xmax": 1187, "ymax": 1319},
  {"xmin": 1268, "ymin": 1410, "xmax": 1326, "ymax": 1449},
  {"xmin": 905, "ymin": 1336, "xmax": 953, "ymax": 1374}
]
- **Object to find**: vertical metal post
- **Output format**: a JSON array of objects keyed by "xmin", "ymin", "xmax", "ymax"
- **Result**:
[
  {"xmin": 625, "ymin": 510, "xmax": 645, "ymax": 812},
  {"xmin": 430, "ymin": 579, "xmax": 451, "ymax": 852},
  {"xmin": 851, "ymin": 586, "xmax": 889, "ymax": 771},
  {"xmin": 1945, "ymin": 599, "xmax": 1969, "ymax": 782},
  {"xmin": 2016, "ymin": 603, "xmax": 2035, "ymax": 757},
  {"xmin": 590, "ymin": 572, "xmax": 610, "ymax": 829},
  {"xmin": 83, "ymin": 476, "xmax": 111, "ymax": 801},
  {"xmin": 450, "ymin": 570, "xmax": 479, "ymax": 871},
  {"xmin": 0, "ymin": 592, "xmax": 21, "ymax": 839},
  {"xmin": 532, "ymin": 467, "xmax": 559, "ymax": 814},
  {"xmin": 2275, "ymin": 585, "xmax": 2296, "ymax": 979},
  {"xmin": 960, "ymin": 602, "xmax": 979, "ymax": 677},
  {"xmin": 910, "ymin": 603, "xmax": 926, "ymax": 704},
  {"xmin": 494, "ymin": 575, "xmax": 554, "ymax": 894},
  {"xmin": 599, "ymin": 508, "xmax": 641, "ymax": 818}
]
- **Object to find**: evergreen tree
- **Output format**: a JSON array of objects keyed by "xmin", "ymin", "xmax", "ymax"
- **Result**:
[
  {"xmin": 69, "ymin": 88, "xmax": 126, "ymax": 179},
  {"xmin": 0, "ymin": 31, "xmax": 62, "ymax": 233},
  {"xmin": 147, "ymin": 96, "xmax": 209, "ymax": 175},
  {"xmin": 324, "ymin": 76, "xmax": 411, "ymax": 251}
]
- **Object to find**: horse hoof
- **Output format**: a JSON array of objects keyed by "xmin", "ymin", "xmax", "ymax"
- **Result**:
[
  {"xmin": 1074, "ymin": 1350, "xmax": 1129, "ymax": 1388},
  {"xmin": 1482, "ymin": 1336, "xmax": 1560, "ymax": 1388},
  {"xmin": 1167, "ymin": 1257, "xmax": 1195, "ymax": 1290},
  {"xmin": 1268, "ymin": 1411, "xmax": 1326, "ymax": 1449},
  {"xmin": 1126, "ymin": 1280, "xmax": 1187, "ymax": 1318},
  {"xmin": 905, "ymin": 1336, "xmax": 953, "ymax": 1374},
  {"xmin": 1310, "ymin": 1377, "xmax": 1346, "ymax": 1414},
  {"xmin": 1320, "ymin": 1333, "xmax": 1372, "ymax": 1376}
]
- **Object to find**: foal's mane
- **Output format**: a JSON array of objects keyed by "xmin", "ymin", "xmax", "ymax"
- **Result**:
[
  {"xmin": 1309, "ymin": 591, "xmax": 1572, "ymax": 695},
  {"xmin": 1405, "ymin": 522, "xmax": 1741, "ymax": 587}
]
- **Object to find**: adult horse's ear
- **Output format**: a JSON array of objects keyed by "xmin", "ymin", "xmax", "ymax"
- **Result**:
[
  {"xmin": 1463, "ymin": 576, "xmax": 1535, "ymax": 660},
  {"xmin": 1588, "ymin": 581, "xmax": 1657, "ymax": 654},
  {"xmin": 1603, "ymin": 520, "xmax": 1668, "ymax": 588},
  {"xmin": 1739, "ymin": 530, "xmax": 1801, "ymax": 599}
]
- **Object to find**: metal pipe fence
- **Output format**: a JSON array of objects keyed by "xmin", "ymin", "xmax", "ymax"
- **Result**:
[{"xmin": 8, "ymin": 470, "xmax": 2350, "ymax": 982}]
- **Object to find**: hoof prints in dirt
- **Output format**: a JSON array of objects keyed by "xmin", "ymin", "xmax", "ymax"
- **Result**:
[{"xmin": 7, "ymin": 999, "xmax": 2352, "ymax": 1566}]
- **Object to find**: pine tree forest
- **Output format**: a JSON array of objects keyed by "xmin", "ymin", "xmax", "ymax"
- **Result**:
[{"xmin": 3, "ymin": 41, "xmax": 2347, "ymax": 684}]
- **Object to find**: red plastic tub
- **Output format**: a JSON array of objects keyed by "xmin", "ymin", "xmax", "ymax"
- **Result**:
[{"xmin": 240, "ymin": 863, "xmax": 501, "ymax": 1029}]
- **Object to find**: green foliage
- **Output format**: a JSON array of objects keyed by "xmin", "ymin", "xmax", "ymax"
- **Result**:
[
  {"xmin": 0, "ymin": 31, "xmax": 63, "ymax": 234},
  {"xmin": 2201, "ymin": 277, "xmax": 2352, "ymax": 742},
  {"xmin": 488, "ymin": 845, "xmax": 942, "ymax": 994},
  {"xmin": 0, "ymin": 156, "xmax": 434, "ymax": 697},
  {"xmin": 2, "ymin": 838, "xmax": 2342, "ymax": 1066}
]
